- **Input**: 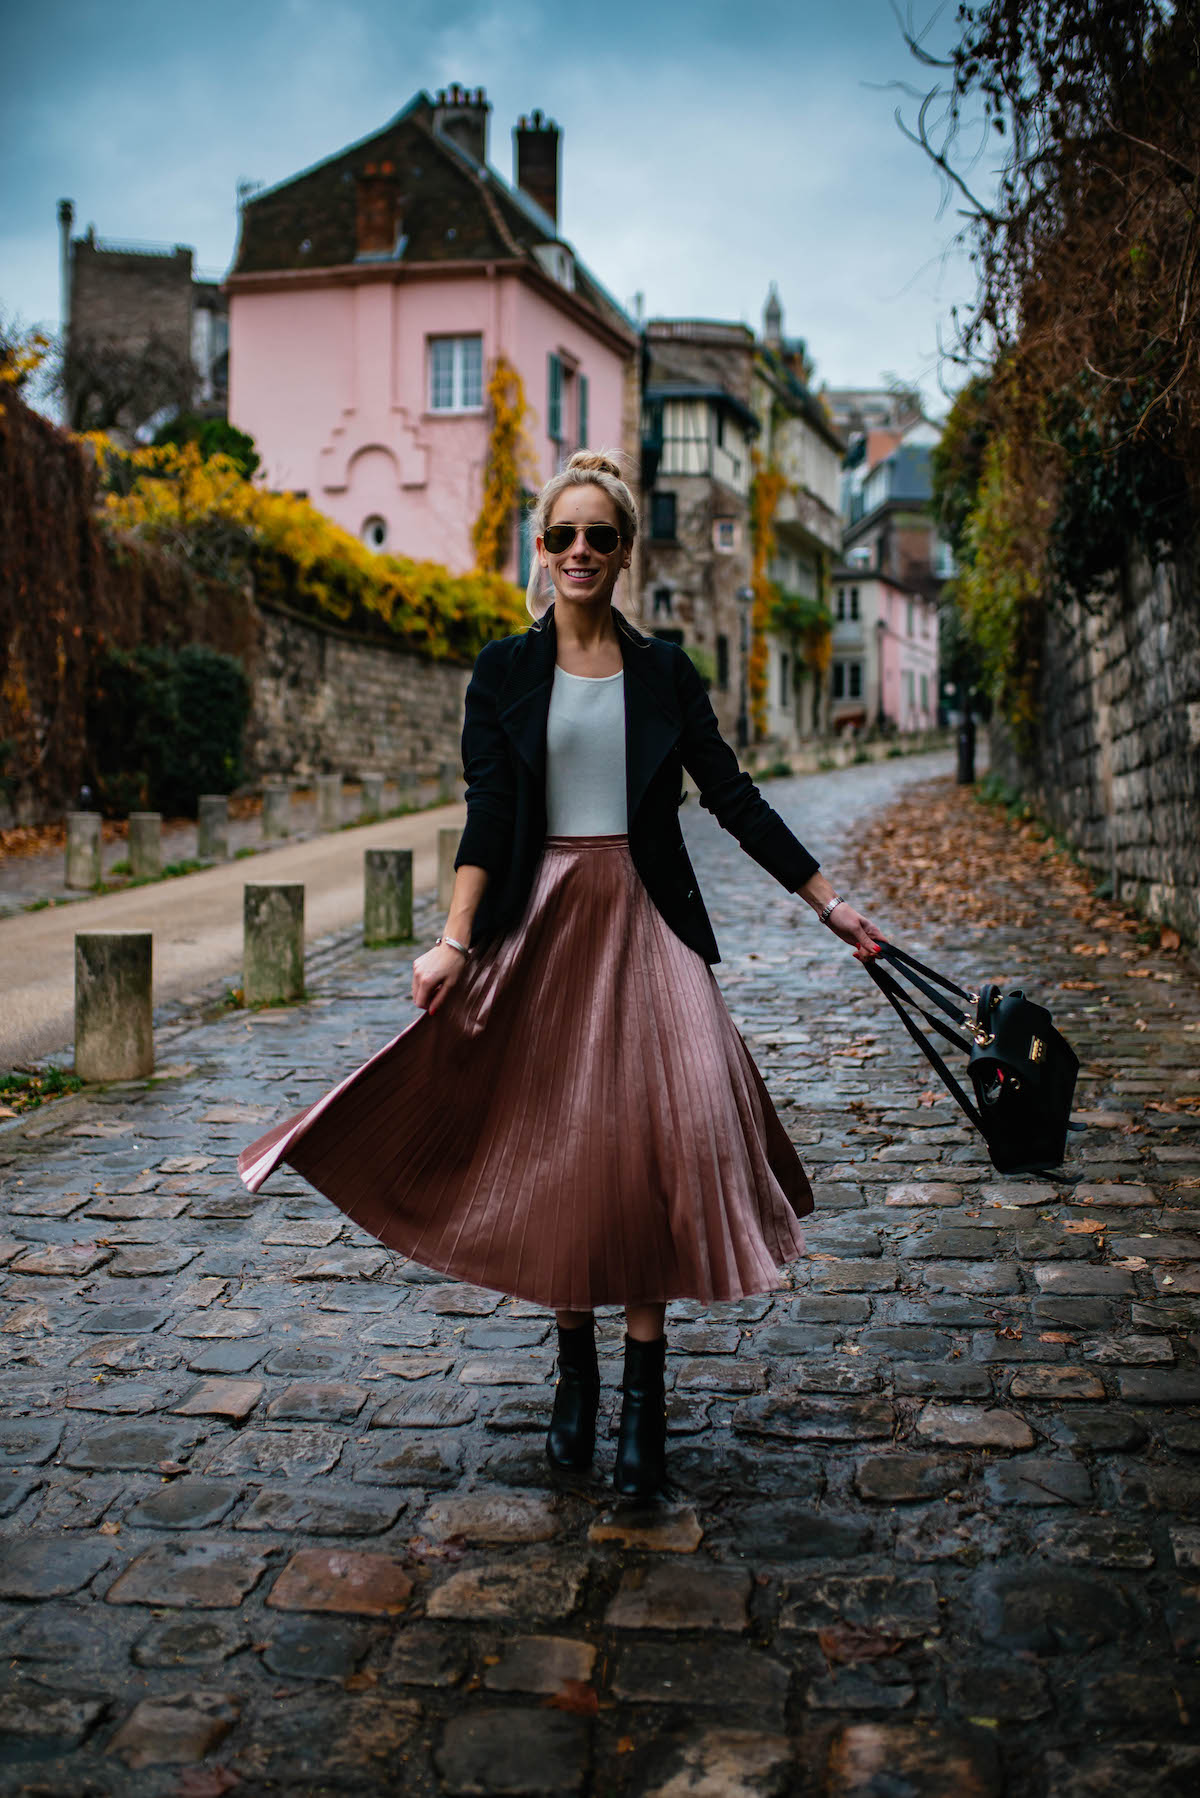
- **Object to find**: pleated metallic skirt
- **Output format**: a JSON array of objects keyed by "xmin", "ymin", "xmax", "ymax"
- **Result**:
[{"xmin": 238, "ymin": 834, "xmax": 812, "ymax": 1310}]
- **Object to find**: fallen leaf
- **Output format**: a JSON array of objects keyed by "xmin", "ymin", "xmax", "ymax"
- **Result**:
[
  {"xmin": 156, "ymin": 1460, "xmax": 188, "ymax": 1476},
  {"xmin": 1161, "ymin": 928, "xmax": 1181, "ymax": 951},
  {"xmin": 342, "ymin": 1670, "xmax": 378, "ymax": 1691},
  {"xmin": 98, "ymin": 1519, "xmax": 121, "ymax": 1535},
  {"xmin": 175, "ymin": 1770, "xmax": 241, "ymax": 1798},
  {"xmin": 1115, "ymin": 1257, "xmax": 1148, "ymax": 1270},
  {"xmin": 617, "ymin": 1738, "xmax": 635, "ymax": 1754},
  {"xmin": 544, "ymin": 1680, "xmax": 600, "ymax": 1716},
  {"xmin": 995, "ymin": 1325, "xmax": 1023, "ymax": 1340},
  {"xmin": 1063, "ymin": 1219, "xmax": 1105, "ymax": 1234},
  {"xmin": 818, "ymin": 1623, "xmax": 907, "ymax": 1667},
  {"xmin": 1039, "ymin": 1332, "xmax": 1077, "ymax": 1344}
]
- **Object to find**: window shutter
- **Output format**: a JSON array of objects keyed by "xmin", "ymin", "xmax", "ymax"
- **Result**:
[
  {"xmin": 547, "ymin": 353, "xmax": 563, "ymax": 441},
  {"xmin": 578, "ymin": 373, "xmax": 589, "ymax": 448}
]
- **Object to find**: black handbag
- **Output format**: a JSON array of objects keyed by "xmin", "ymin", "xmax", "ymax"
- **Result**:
[{"xmin": 863, "ymin": 942, "xmax": 1080, "ymax": 1176}]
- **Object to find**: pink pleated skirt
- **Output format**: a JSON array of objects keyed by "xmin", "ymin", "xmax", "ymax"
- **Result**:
[{"xmin": 238, "ymin": 835, "xmax": 812, "ymax": 1309}]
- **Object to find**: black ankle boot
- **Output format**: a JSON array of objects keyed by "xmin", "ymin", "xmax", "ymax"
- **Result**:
[
  {"xmin": 546, "ymin": 1319, "xmax": 600, "ymax": 1470},
  {"xmin": 614, "ymin": 1333, "xmax": 667, "ymax": 1499}
]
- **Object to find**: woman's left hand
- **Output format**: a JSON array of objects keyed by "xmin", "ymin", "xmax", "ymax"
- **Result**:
[{"xmin": 826, "ymin": 902, "xmax": 885, "ymax": 961}]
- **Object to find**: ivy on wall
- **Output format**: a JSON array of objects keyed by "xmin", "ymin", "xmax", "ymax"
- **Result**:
[
  {"xmin": 93, "ymin": 437, "xmax": 526, "ymax": 662},
  {"xmin": 750, "ymin": 456, "xmax": 833, "ymax": 736},
  {"xmin": 472, "ymin": 357, "xmax": 534, "ymax": 575},
  {"xmin": 748, "ymin": 456, "xmax": 786, "ymax": 737}
]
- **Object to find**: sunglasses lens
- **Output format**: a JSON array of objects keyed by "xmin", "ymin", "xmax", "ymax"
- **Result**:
[{"xmin": 543, "ymin": 523, "xmax": 621, "ymax": 554}]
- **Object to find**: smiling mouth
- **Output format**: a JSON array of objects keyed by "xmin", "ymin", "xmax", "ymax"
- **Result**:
[{"xmin": 563, "ymin": 567, "xmax": 598, "ymax": 580}]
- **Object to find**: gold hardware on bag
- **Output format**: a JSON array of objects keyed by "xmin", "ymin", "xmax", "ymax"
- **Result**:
[{"xmin": 1029, "ymin": 1036, "xmax": 1045, "ymax": 1063}]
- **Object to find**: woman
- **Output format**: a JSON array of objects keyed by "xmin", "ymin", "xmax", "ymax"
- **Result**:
[{"xmin": 239, "ymin": 449, "xmax": 881, "ymax": 1500}]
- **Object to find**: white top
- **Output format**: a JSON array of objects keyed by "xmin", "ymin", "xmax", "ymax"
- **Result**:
[{"xmin": 544, "ymin": 667, "xmax": 628, "ymax": 836}]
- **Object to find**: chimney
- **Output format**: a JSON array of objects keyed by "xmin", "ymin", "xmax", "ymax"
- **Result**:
[
  {"xmin": 514, "ymin": 110, "xmax": 560, "ymax": 231},
  {"xmin": 433, "ymin": 84, "xmax": 490, "ymax": 165},
  {"xmin": 57, "ymin": 197, "xmax": 74, "ymax": 335},
  {"xmin": 355, "ymin": 163, "xmax": 404, "ymax": 257}
]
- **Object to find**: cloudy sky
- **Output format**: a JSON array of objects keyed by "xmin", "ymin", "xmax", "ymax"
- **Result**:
[{"xmin": 1, "ymin": 0, "xmax": 983, "ymax": 407}]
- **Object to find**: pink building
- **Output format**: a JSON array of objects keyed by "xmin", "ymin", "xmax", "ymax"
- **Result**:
[{"xmin": 226, "ymin": 87, "xmax": 638, "ymax": 580}]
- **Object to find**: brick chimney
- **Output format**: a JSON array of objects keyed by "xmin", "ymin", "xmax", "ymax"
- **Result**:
[
  {"xmin": 355, "ymin": 162, "xmax": 404, "ymax": 257},
  {"xmin": 514, "ymin": 110, "xmax": 560, "ymax": 231},
  {"xmin": 433, "ymin": 84, "xmax": 490, "ymax": 165}
]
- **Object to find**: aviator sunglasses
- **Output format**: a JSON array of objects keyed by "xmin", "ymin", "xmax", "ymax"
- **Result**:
[{"xmin": 542, "ymin": 522, "xmax": 622, "ymax": 555}]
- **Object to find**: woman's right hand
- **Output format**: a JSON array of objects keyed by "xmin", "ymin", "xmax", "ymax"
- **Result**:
[{"xmin": 411, "ymin": 943, "xmax": 468, "ymax": 1015}]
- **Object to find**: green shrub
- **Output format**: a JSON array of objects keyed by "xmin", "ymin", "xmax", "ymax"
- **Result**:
[{"xmin": 87, "ymin": 644, "xmax": 250, "ymax": 817}]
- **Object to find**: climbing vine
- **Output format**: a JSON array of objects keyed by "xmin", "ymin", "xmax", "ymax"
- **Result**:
[
  {"xmin": 748, "ymin": 456, "xmax": 786, "ymax": 737},
  {"xmin": 472, "ymin": 357, "xmax": 534, "ymax": 575}
]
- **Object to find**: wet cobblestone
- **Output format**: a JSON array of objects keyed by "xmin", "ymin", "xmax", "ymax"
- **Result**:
[{"xmin": 0, "ymin": 754, "xmax": 1198, "ymax": 1793}]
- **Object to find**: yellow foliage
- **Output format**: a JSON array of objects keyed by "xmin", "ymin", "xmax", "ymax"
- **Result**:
[
  {"xmin": 748, "ymin": 455, "xmax": 787, "ymax": 738},
  {"xmin": 472, "ymin": 358, "xmax": 535, "ymax": 574},
  {"xmin": 0, "ymin": 329, "xmax": 50, "ymax": 415},
  {"xmin": 87, "ymin": 437, "xmax": 525, "ymax": 660}
]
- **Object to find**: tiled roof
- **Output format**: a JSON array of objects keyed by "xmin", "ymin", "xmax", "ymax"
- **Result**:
[{"xmin": 229, "ymin": 92, "xmax": 633, "ymax": 344}]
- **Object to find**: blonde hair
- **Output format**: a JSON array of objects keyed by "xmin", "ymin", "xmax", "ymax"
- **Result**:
[{"xmin": 525, "ymin": 449, "xmax": 639, "ymax": 619}]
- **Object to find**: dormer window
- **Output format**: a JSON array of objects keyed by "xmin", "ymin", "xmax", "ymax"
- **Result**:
[{"xmin": 533, "ymin": 243, "xmax": 575, "ymax": 291}]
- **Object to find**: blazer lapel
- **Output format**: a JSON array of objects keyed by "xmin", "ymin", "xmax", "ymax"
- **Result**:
[
  {"xmin": 496, "ymin": 609, "xmax": 557, "ymax": 780},
  {"xmin": 617, "ymin": 612, "xmax": 683, "ymax": 823}
]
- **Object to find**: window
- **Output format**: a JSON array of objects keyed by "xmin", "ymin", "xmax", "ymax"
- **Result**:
[
  {"xmin": 714, "ymin": 519, "xmax": 737, "ymax": 552},
  {"xmin": 832, "ymin": 662, "xmax": 846, "ymax": 700},
  {"xmin": 849, "ymin": 662, "xmax": 863, "ymax": 699},
  {"xmin": 716, "ymin": 634, "xmax": 729, "ymax": 691},
  {"xmin": 652, "ymin": 586, "xmax": 673, "ymax": 619},
  {"xmin": 362, "ymin": 515, "xmax": 388, "ymax": 551},
  {"xmin": 836, "ymin": 589, "xmax": 846, "ymax": 621},
  {"xmin": 905, "ymin": 669, "xmax": 915, "ymax": 711},
  {"xmin": 906, "ymin": 600, "xmax": 915, "ymax": 638},
  {"xmin": 547, "ymin": 353, "xmax": 564, "ymax": 441},
  {"xmin": 650, "ymin": 492, "xmax": 677, "ymax": 541},
  {"xmin": 779, "ymin": 653, "xmax": 790, "ymax": 706},
  {"xmin": 920, "ymin": 673, "xmax": 929, "ymax": 713},
  {"xmin": 850, "ymin": 587, "xmax": 860, "ymax": 621},
  {"xmin": 429, "ymin": 335, "xmax": 483, "ymax": 410},
  {"xmin": 578, "ymin": 373, "xmax": 589, "ymax": 449}
]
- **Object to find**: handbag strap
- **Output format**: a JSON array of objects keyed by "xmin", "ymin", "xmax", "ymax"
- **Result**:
[
  {"xmin": 873, "ymin": 942, "xmax": 975, "ymax": 1027},
  {"xmin": 864, "ymin": 955, "xmax": 985, "ymax": 1134}
]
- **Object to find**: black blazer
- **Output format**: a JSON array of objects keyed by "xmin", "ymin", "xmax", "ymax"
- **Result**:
[{"xmin": 454, "ymin": 604, "xmax": 821, "ymax": 963}]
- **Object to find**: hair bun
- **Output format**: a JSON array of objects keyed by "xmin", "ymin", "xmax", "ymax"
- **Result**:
[{"xmin": 565, "ymin": 449, "xmax": 624, "ymax": 480}]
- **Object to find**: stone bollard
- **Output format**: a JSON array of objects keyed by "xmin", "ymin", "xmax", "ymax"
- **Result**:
[
  {"xmin": 394, "ymin": 770, "xmax": 418, "ymax": 810},
  {"xmin": 360, "ymin": 774, "xmax": 385, "ymax": 821},
  {"xmin": 316, "ymin": 774, "xmax": 343, "ymax": 832},
  {"xmin": 437, "ymin": 828, "xmax": 459, "ymax": 912},
  {"xmin": 127, "ymin": 812, "xmax": 162, "ymax": 880},
  {"xmin": 438, "ymin": 761, "xmax": 461, "ymax": 805},
  {"xmin": 197, "ymin": 794, "xmax": 230, "ymax": 860},
  {"xmin": 364, "ymin": 848, "xmax": 413, "ymax": 947},
  {"xmin": 65, "ymin": 812, "xmax": 102, "ymax": 889},
  {"xmin": 262, "ymin": 783, "xmax": 290, "ymax": 841},
  {"xmin": 75, "ymin": 931, "xmax": 153, "ymax": 1081},
  {"xmin": 243, "ymin": 883, "xmax": 305, "ymax": 1005}
]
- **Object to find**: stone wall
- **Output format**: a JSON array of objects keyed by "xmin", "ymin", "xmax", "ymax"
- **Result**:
[
  {"xmin": 988, "ymin": 544, "xmax": 1200, "ymax": 939},
  {"xmin": 246, "ymin": 603, "xmax": 472, "ymax": 783}
]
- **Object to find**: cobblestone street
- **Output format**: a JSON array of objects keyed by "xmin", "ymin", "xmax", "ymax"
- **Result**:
[{"xmin": 2, "ymin": 750, "xmax": 1199, "ymax": 1796}]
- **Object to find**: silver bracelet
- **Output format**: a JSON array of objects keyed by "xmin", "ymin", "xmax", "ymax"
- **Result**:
[
  {"xmin": 817, "ymin": 895, "xmax": 844, "ymax": 927},
  {"xmin": 434, "ymin": 934, "xmax": 470, "ymax": 957}
]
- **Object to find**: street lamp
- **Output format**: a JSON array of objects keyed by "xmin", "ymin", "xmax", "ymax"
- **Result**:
[{"xmin": 735, "ymin": 585, "xmax": 753, "ymax": 751}]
